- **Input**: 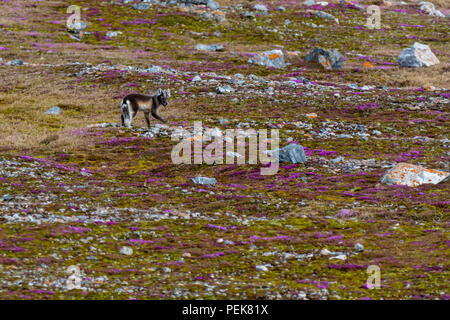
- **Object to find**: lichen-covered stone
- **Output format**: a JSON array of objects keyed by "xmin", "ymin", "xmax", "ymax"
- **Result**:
[
  {"xmin": 248, "ymin": 50, "xmax": 286, "ymax": 69},
  {"xmin": 305, "ymin": 48, "xmax": 343, "ymax": 70}
]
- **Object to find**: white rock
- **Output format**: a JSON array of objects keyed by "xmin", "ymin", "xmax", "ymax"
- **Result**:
[
  {"xmin": 330, "ymin": 254, "xmax": 347, "ymax": 261},
  {"xmin": 256, "ymin": 265, "xmax": 269, "ymax": 272},
  {"xmin": 119, "ymin": 246, "xmax": 133, "ymax": 256},
  {"xmin": 254, "ymin": 4, "xmax": 268, "ymax": 11},
  {"xmin": 106, "ymin": 31, "xmax": 122, "ymax": 38},
  {"xmin": 398, "ymin": 42, "xmax": 440, "ymax": 68},
  {"xmin": 191, "ymin": 176, "xmax": 217, "ymax": 185}
]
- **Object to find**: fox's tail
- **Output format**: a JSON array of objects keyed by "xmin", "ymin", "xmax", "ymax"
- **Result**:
[{"xmin": 120, "ymin": 99, "xmax": 130, "ymax": 118}]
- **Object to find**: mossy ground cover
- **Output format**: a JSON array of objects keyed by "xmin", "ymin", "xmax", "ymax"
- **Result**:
[{"xmin": 0, "ymin": 0, "xmax": 448, "ymax": 299}]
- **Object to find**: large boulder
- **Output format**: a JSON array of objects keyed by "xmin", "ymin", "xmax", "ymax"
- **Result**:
[
  {"xmin": 381, "ymin": 163, "xmax": 449, "ymax": 187},
  {"xmin": 248, "ymin": 49, "xmax": 286, "ymax": 69},
  {"xmin": 419, "ymin": 2, "xmax": 445, "ymax": 17},
  {"xmin": 274, "ymin": 144, "xmax": 307, "ymax": 164},
  {"xmin": 398, "ymin": 42, "xmax": 440, "ymax": 68},
  {"xmin": 305, "ymin": 48, "xmax": 343, "ymax": 70},
  {"xmin": 207, "ymin": 0, "xmax": 220, "ymax": 10}
]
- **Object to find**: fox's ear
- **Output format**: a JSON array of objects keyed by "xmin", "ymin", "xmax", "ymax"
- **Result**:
[
  {"xmin": 157, "ymin": 88, "xmax": 163, "ymax": 95},
  {"xmin": 165, "ymin": 89, "xmax": 171, "ymax": 98}
]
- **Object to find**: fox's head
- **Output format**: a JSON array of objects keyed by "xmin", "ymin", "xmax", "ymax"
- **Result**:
[{"xmin": 156, "ymin": 88, "xmax": 170, "ymax": 107}]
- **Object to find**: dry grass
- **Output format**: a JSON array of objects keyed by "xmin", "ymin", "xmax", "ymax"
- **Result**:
[
  {"xmin": 376, "ymin": 64, "xmax": 450, "ymax": 88},
  {"xmin": 0, "ymin": 67, "xmax": 193, "ymax": 151}
]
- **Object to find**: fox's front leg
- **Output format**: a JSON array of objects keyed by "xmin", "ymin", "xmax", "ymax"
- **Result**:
[
  {"xmin": 151, "ymin": 110, "xmax": 167, "ymax": 124},
  {"xmin": 144, "ymin": 111, "xmax": 151, "ymax": 129}
]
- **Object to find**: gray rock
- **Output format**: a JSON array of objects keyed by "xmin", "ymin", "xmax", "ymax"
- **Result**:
[
  {"xmin": 340, "ymin": 0, "xmax": 364, "ymax": 9},
  {"xmin": 195, "ymin": 43, "xmax": 224, "ymax": 52},
  {"xmin": 191, "ymin": 75, "xmax": 202, "ymax": 82},
  {"xmin": 216, "ymin": 85, "xmax": 235, "ymax": 94},
  {"xmin": 146, "ymin": 65, "xmax": 163, "ymax": 73},
  {"xmin": 331, "ymin": 156, "xmax": 344, "ymax": 163},
  {"xmin": 311, "ymin": 11, "xmax": 339, "ymax": 24},
  {"xmin": 248, "ymin": 49, "xmax": 286, "ymax": 69},
  {"xmin": 132, "ymin": 3, "xmax": 151, "ymax": 10},
  {"xmin": 191, "ymin": 176, "xmax": 217, "ymax": 185},
  {"xmin": 207, "ymin": 0, "xmax": 220, "ymax": 10},
  {"xmin": 67, "ymin": 21, "xmax": 86, "ymax": 32},
  {"xmin": 354, "ymin": 243, "xmax": 364, "ymax": 252},
  {"xmin": 181, "ymin": 0, "xmax": 208, "ymax": 4},
  {"xmin": 254, "ymin": 4, "xmax": 268, "ymax": 12},
  {"xmin": 119, "ymin": 246, "xmax": 133, "ymax": 256},
  {"xmin": 298, "ymin": 77, "xmax": 310, "ymax": 84},
  {"xmin": 9, "ymin": 59, "xmax": 24, "ymax": 66},
  {"xmin": 275, "ymin": 144, "xmax": 307, "ymax": 164},
  {"xmin": 372, "ymin": 130, "xmax": 382, "ymax": 136},
  {"xmin": 2, "ymin": 194, "xmax": 14, "ymax": 201},
  {"xmin": 45, "ymin": 106, "xmax": 62, "ymax": 115},
  {"xmin": 398, "ymin": 42, "xmax": 440, "ymax": 68},
  {"xmin": 305, "ymin": 48, "xmax": 343, "ymax": 70},
  {"xmin": 241, "ymin": 11, "xmax": 255, "ymax": 18}
]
